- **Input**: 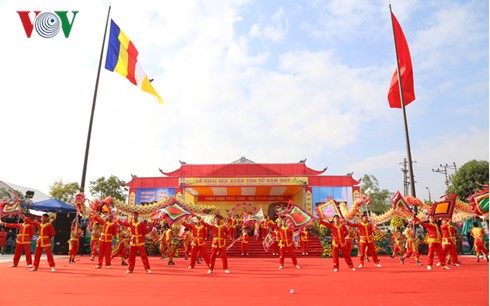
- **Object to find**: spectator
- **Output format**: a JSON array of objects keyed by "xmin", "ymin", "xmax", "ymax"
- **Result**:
[
  {"xmin": 466, "ymin": 231, "xmax": 474, "ymax": 255},
  {"xmin": 6, "ymin": 236, "xmax": 14, "ymax": 254},
  {"xmin": 0, "ymin": 227, "xmax": 7, "ymax": 255}
]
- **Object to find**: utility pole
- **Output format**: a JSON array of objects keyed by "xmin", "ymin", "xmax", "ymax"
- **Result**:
[
  {"xmin": 432, "ymin": 162, "xmax": 457, "ymax": 191},
  {"xmin": 399, "ymin": 158, "xmax": 417, "ymax": 195}
]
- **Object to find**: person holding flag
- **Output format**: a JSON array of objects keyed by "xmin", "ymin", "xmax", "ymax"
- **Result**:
[
  {"xmin": 318, "ymin": 215, "xmax": 355, "ymax": 272},
  {"xmin": 203, "ymin": 215, "xmax": 230, "ymax": 274},
  {"xmin": 269, "ymin": 218, "xmax": 301, "ymax": 270},
  {"xmin": 414, "ymin": 215, "xmax": 450, "ymax": 271}
]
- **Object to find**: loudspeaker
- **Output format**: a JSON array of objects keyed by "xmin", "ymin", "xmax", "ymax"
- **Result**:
[{"xmin": 52, "ymin": 213, "xmax": 75, "ymax": 255}]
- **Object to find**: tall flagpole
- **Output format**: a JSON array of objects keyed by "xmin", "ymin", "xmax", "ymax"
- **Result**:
[
  {"xmin": 81, "ymin": 5, "xmax": 112, "ymax": 191},
  {"xmin": 389, "ymin": 4, "xmax": 416, "ymax": 199}
]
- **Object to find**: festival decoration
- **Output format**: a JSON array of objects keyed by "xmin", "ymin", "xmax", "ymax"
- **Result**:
[
  {"xmin": 262, "ymin": 232, "xmax": 273, "ymax": 252},
  {"xmin": 431, "ymin": 194, "xmax": 456, "ymax": 220},
  {"xmin": 0, "ymin": 199, "xmax": 22, "ymax": 216},
  {"xmin": 316, "ymin": 198, "xmax": 342, "ymax": 219},
  {"xmin": 74, "ymin": 192, "xmax": 87, "ymax": 215},
  {"xmin": 230, "ymin": 202, "xmax": 257, "ymax": 216},
  {"xmin": 391, "ymin": 191, "xmax": 413, "ymax": 215},
  {"xmin": 151, "ymin": 197, "xmax": 192, "ymax": 224},
  {"xmin": 468, "ymin": 186, "xmax": 489, "ymax": 217},
  {"xmin": 279, "ymin": 200, "xmax": 312, "ymax": 228}
]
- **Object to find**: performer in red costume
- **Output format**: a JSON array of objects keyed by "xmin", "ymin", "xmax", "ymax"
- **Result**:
[
  {"xmin": 0, "ymin": 218, "xmax": 34, "ymax": 267},
  {"xmin": 158, "ymin": 225, "xmax": 167, "ymax": 259},
  {"xmin": 415, "ymin": 215, "xmax": 450, "ymax": 270},
  {"xmin": 92, "ymin": 213, "xmax": 118, "ymax": 269},
  {"xmin": 271, "ymin": 227, "xmax": 280, "ymax": 256},
  {"xmin": 269, "ymin": 218, "xmax": 301, "ymax": 270},
  {"xmin": 181, "ymin": 228, "xmax": 192, "ymax": 260},
  {"xmin": 345, "ymin": 214, "xmax": 382, "ymax": 268},
  {"xmin": 203, "ymin": 215, "xmax": 230, "ymax": 274},
  {"xmin": 164, "ymin": 224, "xmax": 177, "ymax": 265},
  {"xmin": 345, "ymin": 226, "xmax": 357, "ymax": 257},
  {"xmin": 227, "ymin": 215, "xmax": 238, "ymax": 240},
  {"xmin": 399, "ymin": 227, "xmax": 422, "ymax": 265},
  {"xmin": 182, "ymin": 216, "xmax": 210, "ymax": 269},
  {"xmin": 118, "ymin": 211, "xmax": 152, "ymax": 274},
  {"xmin": 25, "ymin": 214, "xmax": 56, "ymax": 272},
  {"xmin": 68, "ymin": 220, "xmax": 83, "ymax": 263},
  {"xmin": 470, "ymin": 222, "xmax": 489, "ymax": 262},
  {"xmin": 90, "ymin": 223, "xmax": 102, "ymax": 261},
  {"xmin": 440, "ymin": 218, "xmax": 461, "ymax": 266},
  {"xmin": 260, "ymin": 217, "xmax": 272, "ymax": 240},
  {"xmin": 300, "ymin": 226, "xmax": 310, "ymax": 255},
  {"xmin": 319, "ymin": 215, "xmax": 356, "ymax": 272},
  {"xmin": 240, "ymin": 228, "xmax": 250, "ymax": 256},
  {"xmin": 111, "ymin": 226, "xmax": 129, "ymax": 266},
  {"xmin": 391, "ymin": 228, "xmax": 405, "ymax": 258}
]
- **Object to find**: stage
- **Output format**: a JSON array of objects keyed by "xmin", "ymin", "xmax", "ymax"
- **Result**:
[{"xmin": 1, "ymin": 254, "xmax": 488, "ymax": 305}]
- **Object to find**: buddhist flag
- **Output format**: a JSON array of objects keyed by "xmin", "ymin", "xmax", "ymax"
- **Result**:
[
  {"xmin": 105, "ymin": 20, "xmax": 163, "ymax": 104},
  {"xmin": 388, "ymin": 11, "xmax": 415, "ymax": 108}
]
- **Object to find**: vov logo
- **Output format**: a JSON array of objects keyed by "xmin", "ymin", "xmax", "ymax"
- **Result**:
[{"xmin": 17, "ymin": 11, "xmax": 79, "ymax": 38}]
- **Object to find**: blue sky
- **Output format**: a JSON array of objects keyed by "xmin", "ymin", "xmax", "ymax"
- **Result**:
[{"xmin": 0, "ymin": 0, "xmax": 488, "ymax": 202}]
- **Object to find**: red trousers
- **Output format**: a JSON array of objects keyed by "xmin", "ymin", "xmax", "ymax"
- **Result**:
[
  {"xmin": 127, "ymin": 245, "xmax": 151, "ymax": 272},
  {"xmin": 97, "ymin": 241, "xmax": 113, "ymax": 267},
  {"xmin": 69, "ymin": 240, "xmax": 79, "ymax": 256},
  {"xmin": 209, "ymin": 247, "xmax": 228, "ymax": 270},
  {"xmin": 184, "ymin": 242, "xmax": 191, "ymax": 257},
  {"xmin": 33, "ymin": 245, "xmax": 55, "ymax": 269},
  {"xmin": 403, "ymin": 245, "xmax": 420, "ymax": 260},
  {"xmin": 12, "ymin": 243, "xmax": 32, "ymax": 266},
  {"xmin": 229, "ymin": 228, "xmax": 236, "ymax": 240},
  {"xmin": 443, "ymin": 242, "xmax": 459, "ymax": 264},
  {"xmin": 91, "ymin": 240, "xmax": 99, "ymax": 257},
  {"xmin": 359, "ymin": 241, "xmax": 379, "ymax": 264},
  {"xmin": 427, "ymin": 242, "xmax": 446, "ymax": 266},
  {"xmin": 279, "ymin": 245, "xmax": 298, "ymax": 266},
  {"xmin": 392, "ymin": 242, "xmax": 405, "ymax": 255},
  {"xmin": 345, "ymin": 239, "xmax": 353, "ymax": 256},
  {"xmin": 190, "ymin": 245, "xmax": 210, "ymax": 268},
  {"xmin": 301, "ymin": 241, "xmax": 309, "ymax": 253},
  {"xmin": 474, "ymin": 238, "xmax": 489, "ymax": 255},
  {"xmin": 111, "ymin": 242, "xmax": 127, "ymax": 260},
  {"xmin": 261, "ymin": 228, "xmax": 268, "ymax": 239},
  {"xmin": 332, "ymin": 244, "xmax": 353, "ymax": 269},
  {"xmin": 272, "ymin": 241, "xmax": 279, "ymax": 254},
  {"xmin": 241, "ymin": 242, "xmax": 248, "ymax": 254}
]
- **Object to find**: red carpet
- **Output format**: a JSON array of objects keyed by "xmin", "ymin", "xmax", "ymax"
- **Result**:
[{"xmin": 1, "ymin": 255, "xmax": 488, "ymax": 306}]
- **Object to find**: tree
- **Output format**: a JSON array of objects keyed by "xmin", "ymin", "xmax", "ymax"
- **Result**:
[
  {"xmin": 49, "ymin": 180, "xmax": 81, "ymax": 203},
  {"xmin": 89, "ymin": 175, "xmax": 127, "ymax": 202},
  {"xmin": 0, "ymin": 187, "xmax": 24, "ymax": 202},
  {"xmin": 447, "ymin": 160, "xmax": 489, "ymax": 201},
  {"xmin": 360, "ymin": 174, "xmax": 391, "ymax": 214}
]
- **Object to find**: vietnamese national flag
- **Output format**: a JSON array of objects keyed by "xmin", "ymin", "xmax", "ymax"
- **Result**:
[{"xmin": 388, "ymin": 12, "xmax": 415, "ymax": 108}]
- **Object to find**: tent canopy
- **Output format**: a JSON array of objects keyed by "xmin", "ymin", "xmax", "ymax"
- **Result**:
[{"xmin": 30, "ymin": 198, "xmax": 76, "ymax": 213}]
